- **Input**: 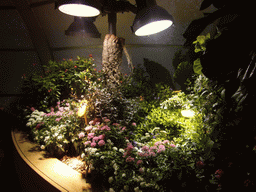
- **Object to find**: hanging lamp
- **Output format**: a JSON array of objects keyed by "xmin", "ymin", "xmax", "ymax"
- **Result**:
[
  {"xmin": 65, "ymin": 17, "xmax": 101, "ymax": 38},
  {"xmin": 131, "ymin": 0, "xmax": 174, "ymax": 36},
  {"xmin": 56, "ymin": 0, "xmax": 102, "ymax": 17}
]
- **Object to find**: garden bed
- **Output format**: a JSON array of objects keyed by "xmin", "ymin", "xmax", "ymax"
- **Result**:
[{"xmin": 12, "ymin": 129, "xmax": 91, "ymax": 192}]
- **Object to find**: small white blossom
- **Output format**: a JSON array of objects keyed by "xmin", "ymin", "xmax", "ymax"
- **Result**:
[
  {"xmin": 122, "ymin": 173, "xmax": 126, "ymax": 177},
  {"xmin": 113, "ymin": 147, "xmax": 117, "ymax": 151},
  {"xmin": 119, "ymin": 148, "xmax": 124, "ymax": 153},
  {"xmin": 40, "ymin": 145, "xmax": 45, "ymax": 150}
]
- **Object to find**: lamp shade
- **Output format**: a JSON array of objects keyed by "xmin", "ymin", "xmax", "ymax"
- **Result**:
[
  {"xmin": 65, "ymin": 17, "xmax": 101, "ymax": 38},
  {"xmin": 57, "ymin": 0, "xmax": 101, "ymax": 17},
  {"xmin": 131, "ymin": 5, "xmax": 174, "ymax": 36}
]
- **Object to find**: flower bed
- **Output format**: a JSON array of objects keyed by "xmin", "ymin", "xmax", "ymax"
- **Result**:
[{"xmin": 20, "ymin": 52, "xmax": 256, "ymax": 192}]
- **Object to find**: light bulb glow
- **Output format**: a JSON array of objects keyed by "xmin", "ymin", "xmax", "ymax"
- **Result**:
[
  {"xmin": 181, "ymin": 110, "xmax": 195, "ymax": 118},
  {"xmin": 58, "ymin": 4, "xmax": 100, "ymax": 17},
  {"xmin": 135, "ymin": 20, "xmax": 173, "ymax": 36}
]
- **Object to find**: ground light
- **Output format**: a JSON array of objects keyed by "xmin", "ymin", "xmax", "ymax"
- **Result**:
[{"xmin": 181, "ymin": 109, "xmax": 195, "ymax": 118}]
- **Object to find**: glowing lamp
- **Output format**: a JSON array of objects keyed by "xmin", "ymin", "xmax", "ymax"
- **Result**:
[
  {"xmin": 181, "ymin": 110, "xmax": 195, "ymax": 118},
  {"xmin": 56, "ymin": 0, "xmax": 101, "ymax": 17},
  {"xmin": 77, "ymin": 100, "xmax": 88, "ymax": 124},
  {"xmin": 131, "ymin": 5, "xmax": 174, "ymax": 36}
]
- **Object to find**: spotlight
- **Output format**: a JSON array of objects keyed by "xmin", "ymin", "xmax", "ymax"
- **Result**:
[
  {"xmin": 56, "ymin": 0, "xmax": 101, "ymax": 17},
  {"xmin": 65, "ymin": 17, "xmax": 101, "ymax": 38},
  {"xmin": 131, "ymin": 5, "xmax": 174, "ymax": 36}
]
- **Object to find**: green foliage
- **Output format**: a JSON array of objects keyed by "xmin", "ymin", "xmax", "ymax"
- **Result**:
[
  {"xmin": 23, "ymin": 56, "xmax": 103, "ymax": 111},
  {"xmin": 173, "ymin": 61, "xmax": 193, "ymax": 80},
  {"xmin": 193, "ymin": 33, "xmax": 211, "ymax": 53},
  {"xmin": 193, "ymin": 58, "xmax": 203, "ymax": 75}
]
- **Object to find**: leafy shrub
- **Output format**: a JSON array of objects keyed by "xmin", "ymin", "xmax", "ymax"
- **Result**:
[{"xmin": 23, "ymin": 56, "xmax": 103, "ymax": 111}]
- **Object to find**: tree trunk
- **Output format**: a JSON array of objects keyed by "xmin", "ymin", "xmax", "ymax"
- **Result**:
[{"xmin": 102, "ymin": 34, "xmax": 124, "ymax": 90}]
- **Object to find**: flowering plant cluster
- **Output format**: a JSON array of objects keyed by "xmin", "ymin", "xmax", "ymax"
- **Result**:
[{"xmin": 26, "ymin": 99, "xmax": 84, "ymax": 157}]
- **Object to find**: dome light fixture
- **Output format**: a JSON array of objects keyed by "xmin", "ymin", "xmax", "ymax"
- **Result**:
[
  {"xmin": 65, "ymin": 17, "xmax": 101, "ymax": 38},
  {"xmin": 131, "ymin": 4, "xmax": 174, "ymax": 36},
  {"xmin": 56, "ymin": 0, "xmax": 101, "ymax": 17}
]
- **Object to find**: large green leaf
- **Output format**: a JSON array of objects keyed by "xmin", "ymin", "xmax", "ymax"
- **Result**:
[{"xmin": 193, "ymin": 59, "xmax": 203, "ymax": 74}]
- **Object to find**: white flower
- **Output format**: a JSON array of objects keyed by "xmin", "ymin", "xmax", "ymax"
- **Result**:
[
  {"xmin": 100, "ymin": 156, "xmax": 105, "ymax": 159},
  {"xmin": 119, "ymin": 148, "xmax": 124, "ymax": 153},
  {"xmin": 113, "ymin": 147, "xmax": 117, "ymax": 151},
  {"xmin": 26, "ymin": 122, "xmax": 31, "ymax": 127},
  {"xmin": 122, "ymin": 173, "xmax": 126, "ymax": 177},
  {"xmin": 109, "ymin": 188, "xmax": 115, "ymax": 192},
  {"xmin": 134, "ymin": 187, "xmax": 140, "ymax": 192},
  {"xmin": 81, "ymin": 153, "xmax": 85, "ymax": 159},
  {"xmin": 40, "ymin": 145, "xmax": 45, "ymax": 150}
]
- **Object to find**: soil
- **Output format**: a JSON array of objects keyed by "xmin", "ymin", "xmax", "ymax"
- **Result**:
[{"xmin": 60, "ymin": 155, "xmax": 88, "ymax": 174}]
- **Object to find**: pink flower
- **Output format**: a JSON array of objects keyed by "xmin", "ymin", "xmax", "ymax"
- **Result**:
[
  {"xmin": 56, "ymin": 111, "xmax": 63, "ymax": 116},
  {"xmin": 55, "ymin": 117, "xmax": 62, "ymax": 122},
  {"xmin": 127, "ymin": 143, "xmax": 134, "ymax": 151},
  {"xmin": 57, "ymin": 102, "xmax": 60, "ymax": 105},
  {"xmin": 154, "ymin": 141, "xmax": 161, "ymax": 146},
  {"xmin": 98, "ymin": 140, "xmax": 105, "ymax": 146},
  {"xmin": 84, "ymin": 141, "xmax": 91, "ymax": 146},
  {"xmin": 163, "ymin": 140, "xmax": 170, "ymax": 144},
  {"xmin": 98, "ymin": 134, "xmax": 105, "ymax": 140},
  {"xmin": 137, "ymin": 160, "xmax": 143, "ymax": 165},
  {"xmin": 126, "ymin": 156, "xmax": 135, "ymax": 162},
  {"xmin": 91, "ymin": 142, "xmax": 97, "ymax": 147},
  {"xmin": 149, "ymin": 152, "xmax": 156, "ymax": 157},
  {"xmin": 78, "ymin": 132, "xmax": 85, "ymax": 139},
  {"xmin": 93, "ymin": 136, "xmax": 99, "ymax": 141},
  {"xmin": 139, "ymin": 167, "xmax": 144, "ymax": 173},
  {"xmin": 142, "ymin": 145, "xmax": 149, "ymax": 151},
  {"xmin": 150, "ymin": 146, "xmax": 157, "ymax": 151},
  {"xmin": 132, "ymin": 122, "xmax": 136, "ymax": 126},
  {"xmin": 170, "ymin": 144, "xmax": 176, "ymax": 148},
  {"xmin": 101, "ymin": 125, "xmax": 111, "ymax": 131},
  {"xmin": 157, "ymin": 145, "xmax": 165, "ymax": 153},
  {"xmin": 51, "ymin": 107, "xmax": 54, "ymax": 112},
  {"xmin": 31, "ymin": 107, "xmax": 35, "ymax": 112},
  {"xmin": 104, "ymin": 118, "xmax": 111, "ymax": 123},
  {"xmin": 138, "ymin": 152, "xmax": 144, "ymax": 157},
  {"xmin": 66, "ymin": 103, "xmax": 70, "ymax": 107},
  {"xmin": 122, "ymin": 127, "xmax": 126, "ymax": 131},
  {"xmin": 89, "ymin": 120, "xmax": 94, "ymax": 125},
  {"xmin": 113, "ymin": 123, "xmax": 120, "ymax": 126},
  {"xmin": 87, "ymin": 133, "xmax": 95, "ymax": 139}
]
